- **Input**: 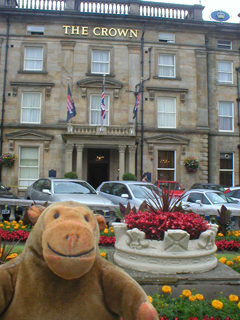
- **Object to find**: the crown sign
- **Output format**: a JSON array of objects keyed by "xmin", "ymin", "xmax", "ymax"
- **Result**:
[{"xmin": 217, "ymin": 12, "xmax": 225, "ymax": 19}]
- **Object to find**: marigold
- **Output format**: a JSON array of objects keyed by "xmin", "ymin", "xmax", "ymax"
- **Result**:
[
  {"xmin": 195, "ymin": 294, "xmax": 204, "ymax": 301},
  {"xmin": 189, "ymin": 295, "xmax": 196, "ymax": 301},
  {"xmin": 0, "ymin": 224, "xmax": 3, "ymax": 227},
  {"xmin": 219, "ymin": 257, "xmax": 227, "ymax": 264},
  {"xmin": 6, "ymin": 226, "xmax": 10, "ymax": 229},
  {"xmin": 238, "ymin": 301, "xmax": 240, "ymax": 309},
  {"xmin": 100, "ymin": 252, "xmax": 107, "ymax": 258},
  {"xmin": 229, "ymin": 294, "xmax": 239, "ymax": 302},
  {"xmin": 104, "ymin": 228, "xmax": 108, "ymax": 234},
  {"xmin": 212, "ymin": 300, "xmax": 223, "ymax": 309},
  {"xmin": 14, "ymin": 226, "xmax": 19, "ymax": 230},
  {"xmin": 162, "ymin": 286, "xmax": 172, "ymax": 294},
  {"xmin": 218, "ymin": 233, "xmax": 224, "ymax": 237},
  {"xmin": 182, "ymin": 290, "xmax": 191, "ymax": 297},
  {"xmin": 148, "ymin": 296, "xmax": 153, "ymax": 303},
  {"xmin": 226, "ymin": 261, "xmax": 234, "ymax": 267},
  {"xmin": 6, "ymin": 253, "xmax": 18, "ymax": 260}
]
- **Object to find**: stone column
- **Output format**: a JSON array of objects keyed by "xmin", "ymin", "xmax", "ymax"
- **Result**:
[
  {"xmin": 118, "ymin": 145, "xmax": 126, "ymax": 180},
  {"xmin": 60, "ymin": 41, "xmax": 76, "ymax": 121},
  {"xmin": 65, "ymin": 144, "xmax": 74, "ymax": 173},
  {"xmin": 129, "ymin": 145, "xmax": 136, "ymax": 174},
  {"xmin": 76, "ymin": 144, "xmax": 84, "ymax": 179}
]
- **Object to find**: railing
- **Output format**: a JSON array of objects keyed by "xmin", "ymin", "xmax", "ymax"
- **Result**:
[
  {"xmin": 0, "ymin": 199, "xmax": 118, "ymax": 224},
  {"xmin": 4, "ymin": 0, "xmax": 65, "ymax": 10},
  {"xmin": 1, "ymin": 0, "xmax": 200, "ymax": 21},
  {"xmin": 68, "ymin": 124, "xmax": 135, "ymax": 136},
  {"xmin": 79, "ymin": 1, "xmax": 129, "ymax": 15}
]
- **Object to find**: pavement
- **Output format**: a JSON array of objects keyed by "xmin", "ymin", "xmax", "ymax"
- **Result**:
[{"xmin": 103, "ymin": 246, "xmax": 240, "ymax": 299}]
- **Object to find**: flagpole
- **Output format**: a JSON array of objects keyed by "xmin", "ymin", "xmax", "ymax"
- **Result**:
[{"xmin": 101, "ymin": 74, "xmax": 106, "ymax": 132}]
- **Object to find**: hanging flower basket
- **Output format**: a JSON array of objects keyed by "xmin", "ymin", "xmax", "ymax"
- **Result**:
[
  {"xmin": 184, "ymin": 157, "xmax": 199, "ymax": 173},
  {"xmin": 0, "ymin": 153, "xmax": 17, "ymax": 167}
]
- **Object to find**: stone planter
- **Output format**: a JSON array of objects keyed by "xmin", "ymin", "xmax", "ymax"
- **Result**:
[{"xmin": 112, "ymin": 222, "xmax": 219, "ymax": 274}]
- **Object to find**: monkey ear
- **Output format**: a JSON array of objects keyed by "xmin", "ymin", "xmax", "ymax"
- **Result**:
[
  {"xmin": 95, "ymin": 214, "xmax": 107, "ymax": 232},
  {"xmin": 27, "ymin": 205, "xmax": 46, "ymax": 225}
]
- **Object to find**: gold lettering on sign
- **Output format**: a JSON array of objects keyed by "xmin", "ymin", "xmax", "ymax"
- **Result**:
[
  {"xmin": 82, "ymin": 27, "xmax": 89, "ymax": 35},
  {"xmin": 109, "ymin": 28, "xmax": 117, "ymax": 37},
  {"xmin": 63, "ymin": 25, "xmax": 71, "ymax": 34},
  {"xmin": 117, "ymin": 28, "xmax": 129, "ymax": 37},
  {"xmin": 93, "ymin": 27, "xmax": 101, "ymax": 36},
  {"xmin": 71, "ymin": 26, "xmax": 80, "ymax": 35},
  {"xmin": 129, "ymin": 29, "xmax": 138, "ymax": 38},
  {"xmin": 101, "ymin": 28, "xmax": 108, "ymax": 37}
]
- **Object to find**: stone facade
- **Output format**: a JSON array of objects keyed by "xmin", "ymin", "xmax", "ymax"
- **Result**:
[{"xmin": 0, "ymin": 0, "xmax": 239, "ymax": 195}]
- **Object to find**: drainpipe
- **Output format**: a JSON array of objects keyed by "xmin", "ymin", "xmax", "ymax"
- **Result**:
[
  {"xmin": 140, "ymin": 23, "xmax": 145, "ymax": 177},
  {"xmin": 205, "ymin": 36, "xmax": 211, "ymax": 183},
  {"xmin": 0, "ymin": 15, "xmax": 9, "ymax": 181},
  {"xmin": 236, "ymin": 65, "xmax": 240, "ymax": 184}
]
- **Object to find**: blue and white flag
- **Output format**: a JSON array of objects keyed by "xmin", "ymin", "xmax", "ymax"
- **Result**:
[{"xmin": 133, "ymin": 87, "xmax": 141, "ymax": 119}]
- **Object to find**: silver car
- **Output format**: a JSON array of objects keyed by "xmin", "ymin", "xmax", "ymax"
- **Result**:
[
  {"xmin": 24, "ymin": 178, "xmax": 115, "ymax": 222},
  {"xmin": 96, "ymin": 180, "xmax": 160, "ymax": 209},
  {"xmin": 179, "ymin": 189, "xmax": 240, "ymax": 217}
]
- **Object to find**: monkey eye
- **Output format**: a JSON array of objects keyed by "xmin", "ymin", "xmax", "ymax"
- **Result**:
[
  {"xmin": 84, "ymin": 215, "xmax": 89, "ymax": 222},
  {"xmin": 54, "ymin": 212, "xmax": 59, "ymax": 219}
]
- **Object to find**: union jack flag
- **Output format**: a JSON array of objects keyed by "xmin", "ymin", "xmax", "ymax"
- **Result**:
[
  {"xmin": 67, "ymin": 84, "xmax": 76, "ymax": 121},
  {"xmin": 101, "ymin": 81, "xmax": 106, "ymax": 121},
  {"xmin": 133, "ymin": 86, "xmax": 141, "ymax": 119}
]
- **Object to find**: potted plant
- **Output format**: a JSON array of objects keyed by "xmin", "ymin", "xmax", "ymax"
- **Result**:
[
  {"xmin": 0, "ymin": 153, "xmax": 17, "ymax": 167},
  {"xmin": 184, "ymin": 157, "xmax": 199, "ymax": 173}
]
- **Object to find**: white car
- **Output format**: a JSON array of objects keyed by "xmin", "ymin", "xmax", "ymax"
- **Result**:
[{"xmin": 179, "ymin": 189, "xmax": 240, "ymax": 217}]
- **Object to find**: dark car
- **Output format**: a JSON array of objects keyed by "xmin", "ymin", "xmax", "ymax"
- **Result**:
[
  {"xmin": 0, "ymin": 182, "xmax": 18, "ymax": 199},
  {"xmin": 189, "ymin": 183, "xmax": 226, "ymax": 193}
]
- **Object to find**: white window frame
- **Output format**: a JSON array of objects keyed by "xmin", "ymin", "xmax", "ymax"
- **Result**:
[
  {"xmin": 217, "ymin": 40, "xmax": 232, "ymax": 50},
  {"xmin": 21, "ymin": 92, "xmax": 42, "ymax": 124},
  {"xmin": 219, "ymin": 153, "xmax": 234, "ymax": 187},
  {"xmin": 158, "ymin": 32, "xmax": 175, "ymax": 43},
  {"xmin": 157, "ymin": 150, "xmax": 176, "ymax": 181},
  {"xmin": 90, "ymin": 94, "xmax": 109, "ymax": 126},
  {"xmin": 218, "ymin": 61, "xmax": 233, "ymax": 84},
  {"xmin": 157, "ymin": 97, "xmax": 176, "ymax": 128},
  {"xmin": 219, "ymin": 101, "xmax": 234, "ymax": 132},
  {"xmin": 18, "ymin": 147, "xmax": 39, "ymax": 190},
  {"xmin": 158, "ymin": 54, "xmax": 175, "ymax": 78},
  {"xmin": 91, "ymin": 50, "xmax": 110, "ymax": 75},
  {"xmin": 24, "ymin": 46, "xmax": 43, "ymax": 71}
]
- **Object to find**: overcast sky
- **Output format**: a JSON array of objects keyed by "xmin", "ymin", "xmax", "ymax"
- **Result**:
[{"xmin": 151, "ymin": 0, "xmax": 239, "ymax": 23}]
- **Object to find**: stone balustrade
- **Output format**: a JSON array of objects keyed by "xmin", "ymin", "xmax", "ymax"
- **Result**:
[{"xmin": 68, "ymin": 123, "xmax": 135, "ymax": 136}]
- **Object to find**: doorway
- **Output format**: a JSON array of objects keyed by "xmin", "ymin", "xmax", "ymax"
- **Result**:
[{"xmin": 87, "ymin": 149, "xmax": 110, "ymax": 189}]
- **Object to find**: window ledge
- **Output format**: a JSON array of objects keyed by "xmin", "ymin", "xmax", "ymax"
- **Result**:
[
  {"xmin": 10, "ymin": 81, "xmax": 54, "ymax": 97},
  {"xmin": 85, "ymin": 73, "xmax": 115, "ymax": 77},
  {"xmin": 18, "ymin": 70, "xmax": 48, "ymax": 75},
  {"xmin": 217, "ymin": 82, "xmax": 236, "ymax": 87},
  {"xmin": 153, "ymin": 76, "xmax": 182, "ymax": 81}
]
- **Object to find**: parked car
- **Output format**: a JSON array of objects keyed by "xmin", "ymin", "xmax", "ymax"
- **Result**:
[
  {"xmin": 224, "ymin": 186, "xmax": 240, "ymax": 202},
  {"xmin": 189, "ymin": 183, "xmax": 226, "ymax": 192},
  {"xmin": 96, "ymin": 180, "xmax": 160, "ymax": 209},
  {"xmin": 155, "ymin": 180, "xmax": 185, "ymax": 198},
  {"xmin": 179, "ymin": 189, "xmax": 240, "ymax": 217},
  {"xmin": 0, "ymin": 182, "xmax": 18, "ymax": 199},
  {"xmin": 24, "ymin": 178, "xmax": 115, "ymax": 223}
]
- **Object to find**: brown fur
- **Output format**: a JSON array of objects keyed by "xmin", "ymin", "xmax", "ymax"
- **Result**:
[{"xmin": 0, "ymin": 201, "xmax": 158, "ymax": 320}]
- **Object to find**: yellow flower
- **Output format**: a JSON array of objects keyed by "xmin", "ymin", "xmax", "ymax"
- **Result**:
[
  {"xmin": 6, "ymin": 226, "xmax": 10, "ymax": 229},
  {"xmin": 0, "ymin": 224, "xmax": 3, "ymax": 227},
  {"xmin": 229, "ymin": 294, "xmax": 239, "ymax": 302},
  {"xmin": 100, "ymin": 252, "xmax": 107, "ymax": 258},
  {"xmin": 148, "ymin": 296, "xmax": 153, "ymax": 303},
  {"xmin": 21, "ymin": 225, "xmax": 26, "ymax": 229},
  {"xmin": 11, "ymin": 221, "xmax": 17, "ymax": 225},
  {"xmin": 238, "ymin": 301, "xmax": 240, "ymax": 309},
  {"xmin": 227, "ymin": 261, "xmax": 234, "ymax": 267},
  {"xmin": 189, "ymin": 295, "xmax": 196, "ymax": 301},
  {"xmin": 0, "ymin": 248, "xmax": 3, "ymax": 252},
  {"xmin": 162, "ymin": 286, "xmax": 172, "ymax": 294},
  {"xmin": 6, "ymin": 253, "xmax": 18, "ymax": 260},
  {"xmin": 219, "ymin": 257, "xmax": 227, "ymax": 264},
  {"xmin": 110, "ymin": 227, "xmax": 114, "ymax": 233},
  {"xmin": 104, "ymin": 228, "xmax": 108, "ymax": 234},
  {"xmin": 218, "ymin": 233, "xmax": 224, "ymax": 237},
  {"xmin": 195, "ymin": 294, "xmax": 204, "ymax": 301},
  {"xmin": 212, "ymin": 300, "xmax": 223, "ymax": 309},
  {"xmin": 182, "ymin": 290, "xmax": 192, "ymax": 297},
  {"xmin": 18, "ymin": 220, "xmax": 23, "ymax": 224},
  {"xmin": 14, "ymin": 226, "xmax": 19, "ymax": 230}
]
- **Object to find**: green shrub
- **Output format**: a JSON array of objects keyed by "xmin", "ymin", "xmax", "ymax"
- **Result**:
[
  {"xmin": 64, "ymin": 172, "xmax": 78, "ymax": 179},
  {"xmin": 122, "ymin": 172, "xmax": 137, "ymax": 181}
]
